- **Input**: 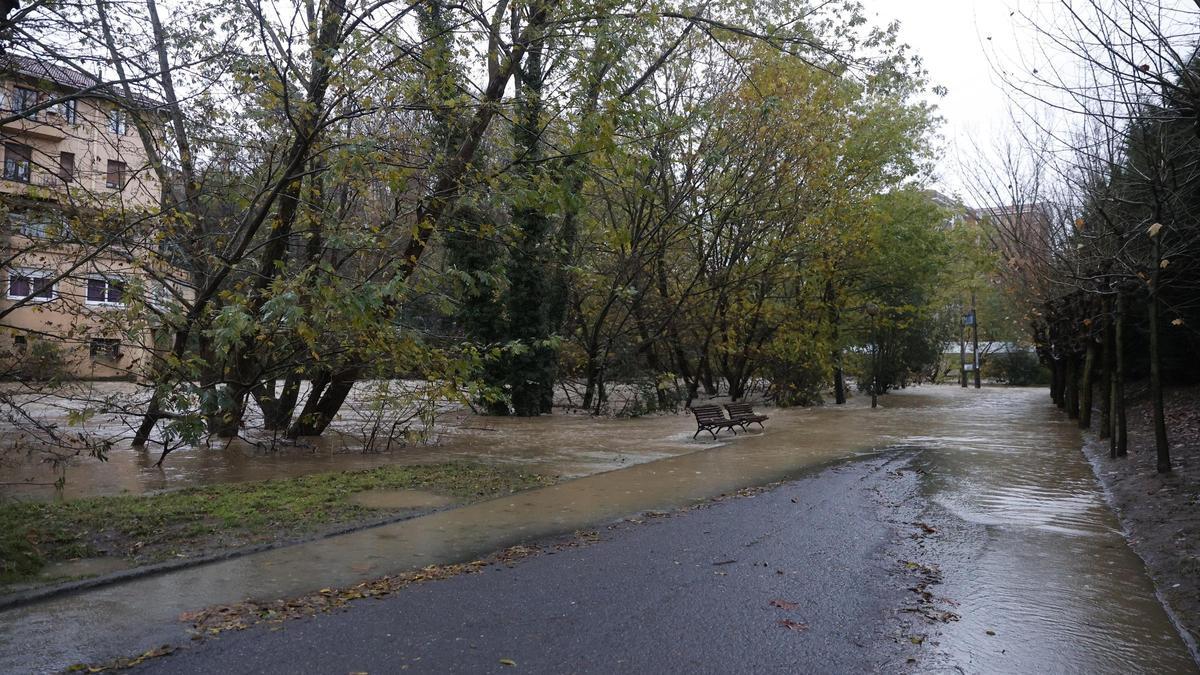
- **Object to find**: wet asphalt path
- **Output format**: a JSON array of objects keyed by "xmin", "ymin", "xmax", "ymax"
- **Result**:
[{"xmin": 136, "ymin": 455, "xmax": 922, "ymax": 674}]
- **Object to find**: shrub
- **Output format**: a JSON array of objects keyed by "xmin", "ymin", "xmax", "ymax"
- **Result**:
[{"xmin": 982, "ymin": 351, "xmax": 1050, "ymax": 386}]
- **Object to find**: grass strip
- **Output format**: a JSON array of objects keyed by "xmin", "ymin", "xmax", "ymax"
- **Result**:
[{"xmin": 1, "ymin": 461, "xmax": 554, "ymax": 585}]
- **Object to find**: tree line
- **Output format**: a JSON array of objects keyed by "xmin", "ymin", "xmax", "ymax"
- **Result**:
[
  {"xmin": 969, "ymin": 0, "xmax": 1200, "ymax": 473},
  {"xmin": 0, "ymin": 0, "xmax": 964, "ymax": 465}
]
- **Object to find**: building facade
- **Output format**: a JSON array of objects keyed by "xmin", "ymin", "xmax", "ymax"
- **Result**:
[{"xmin": 0, "ymin": 57, "xmax": 186, "ymax": 379}]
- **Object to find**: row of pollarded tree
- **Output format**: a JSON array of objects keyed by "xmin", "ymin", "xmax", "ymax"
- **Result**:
[{"xmin": 972, "ymin": 0, "xmax": 1200, "ymax": 474}]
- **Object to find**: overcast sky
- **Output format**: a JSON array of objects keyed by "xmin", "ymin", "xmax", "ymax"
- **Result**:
[{"xmin": 859, "ymin": 0, "xmax": 1027, "ymax": 199}]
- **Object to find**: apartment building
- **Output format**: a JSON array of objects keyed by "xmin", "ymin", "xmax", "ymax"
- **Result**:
[{"xmin": 0, "ymin": 56, "xmax": 187, "ymax": 379}]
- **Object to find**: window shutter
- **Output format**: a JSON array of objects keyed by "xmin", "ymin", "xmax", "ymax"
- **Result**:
[
  {"xmin": 58, "ymin": 152, "xmax": 74, "ymax": 182},
  {"xmin": 87, "ymin": 278, "xmax": 106, "ymax": 302},
  {"xmin": 9, "ymin": 274, "xmax": 30, "ymax": 297}
]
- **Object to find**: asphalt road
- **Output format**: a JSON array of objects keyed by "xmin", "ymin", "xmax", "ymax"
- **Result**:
[{"xmin": 136, "ymin": 454, "xmax": 923, "ymax": 674}]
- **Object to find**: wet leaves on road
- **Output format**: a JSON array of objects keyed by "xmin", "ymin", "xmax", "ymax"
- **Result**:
[
  {"xmin": 178, "ymin": 544, "xmax": 549, "ymax": 637},
  {"xmin": 777, "ymin": 619, "xmax": 809, "ymax": 632},
  {"xmin": 65, "ymin": 644, "xmax": 176, "ymax": 672}
]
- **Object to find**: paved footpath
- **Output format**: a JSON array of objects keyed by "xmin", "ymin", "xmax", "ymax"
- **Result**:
[{"xmin": 136, "ymin": 455, "xmax": 921, "ymax": 674}]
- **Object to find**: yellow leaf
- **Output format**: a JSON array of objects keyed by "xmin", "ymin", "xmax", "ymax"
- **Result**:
[{"xmin": 499, "ymin": 658, "xmax": 517, "ymax": 666}]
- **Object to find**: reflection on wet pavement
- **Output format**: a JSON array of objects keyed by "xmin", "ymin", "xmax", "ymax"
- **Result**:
[
  {"xmin": 0, "ymin": 386, "xmax": 1195, "ymax": 673},
  {"xmin": 904, "ymin": 388, "xmax": 1198, "ymax": 673}
]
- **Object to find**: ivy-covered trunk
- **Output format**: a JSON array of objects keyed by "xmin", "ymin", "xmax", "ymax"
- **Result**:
[{"xmin": 503, "ymin": 18, "xmax": 556, "ymax": 416}]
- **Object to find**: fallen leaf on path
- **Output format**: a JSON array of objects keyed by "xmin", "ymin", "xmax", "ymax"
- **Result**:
[
  {"xmin": 499, "ymin": 658, "xmax": 517, "ymax": 666},
  {"xmin": 777, "ymin": 619, "xmax": 808, "ymax": 632},
  {"xmin": 712, "ymin": 559, "xmax": 737, "ymax": 566},
  {"xmin": 769, "ymin": 599, "xmax": 800, "ymax": 610}
]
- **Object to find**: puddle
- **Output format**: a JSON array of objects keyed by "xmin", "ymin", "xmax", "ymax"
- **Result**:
[
  {"xmin": 348, "ymin": 489, "xmax": 454, "ymax": 510},
  {"xmin": 903, "ymin": 390, "xmax": 1199, "ymax": 673},
  {"xmin": 38, "ymin": 557, "xmax": 131, "ymax": 581}
]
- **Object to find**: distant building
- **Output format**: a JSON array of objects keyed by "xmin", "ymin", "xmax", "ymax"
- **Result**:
[
  {"xmin": 0, "ymin": 56, "xmax": 190, "ymax": 379},
  {"xmin": 967, "ymin": 202, "xmax": 1056, "ymax": 269}
]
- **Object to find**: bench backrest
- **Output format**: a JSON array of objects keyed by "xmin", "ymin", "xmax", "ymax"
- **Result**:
[
  {"xmin": 725, "ymin": 402, "xmax": 756, "ymax": 416},
  {"xmin": 691, "ymin": 405, "xmax": 728, "ymax": 423}
]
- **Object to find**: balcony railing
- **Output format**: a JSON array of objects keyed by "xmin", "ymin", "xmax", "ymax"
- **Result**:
[{"xmin": 37, "ymin": 173, "xmax": 66, "ymax": 187}]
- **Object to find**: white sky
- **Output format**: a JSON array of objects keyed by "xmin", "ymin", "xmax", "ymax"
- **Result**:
[{"xmin": 859, "ymin": 0, "xmax": 1028, "ymax": 199}]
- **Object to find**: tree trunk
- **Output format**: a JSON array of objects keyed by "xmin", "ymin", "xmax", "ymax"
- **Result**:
[
  {"xmin": 582, "ymin": 353, "xmax": 602, "ymax": 411},
  {"xmin": 971, "ymin": 291, "xmax": 981, "ymax": 389},
  {"xmin": 287, "ymin": 370, "xmax": 331, "ymax": 438},
  {"xmin": 700, "ymin": 357, "xmax": 717, "ymax": 396},
  {"xmin": 1050, "ymin": 358, "xmax": 1064, "ymax": 407},
  {"xmin": 1079, "ymin": 340, "xmax": 1096, "ymax": 429},
  {"xmin": 1148, "ymin": 285, "xmax": 1171, "ymax": 472},
  {"xmin": 1099, "ymin": 299, "xmax": 1112, "ymax": 439},
  {"xmin": 288, "ymin": 368, "xmax": 356, "ymax": 437},
  {"xmin": 959, "ymin": 312, "xmax": 967, "ymax": 388},
  {"xmin": 1065, "ymin": 354, "xmax": 1079, "ymax": 420},
  {"xmin": 257, "ymin": 374, "xmax": 302, "ymax": 431},
  {"xmin": 825, "ymin": 279, "xmax": 846, "ymax": 404},
  {"xmin": 1112, "ymin": 292, "xmax": 1128, "ymax": 458},
  {"xmin": 729, "ymin": 377, "xmax": 746, "ymax": 402}
]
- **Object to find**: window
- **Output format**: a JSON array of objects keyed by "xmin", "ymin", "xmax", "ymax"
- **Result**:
[
  {"xmin": 11, "ymin": 211, "xmax": 63, "ymax": 239},
  {"xmin": 6, "ymin": 270, "xmax": 55, "ymax": 301},
  {"xmin": 3, "ymin": 143, "xmax": 31, "ymax": 182},
  {"xmin": 57, "ymin": 152, "xmax": 74, "ymax": 183},
  {"xmin": 105, "ymin": 160, "xmax": 126, "ymax": 189},
  {"xmin": 12, "ymin": 335, "xmax": 26, "ymax": 353},
  {"xmin": 19, "ymin": 217, "xmax": 47, "ymax": 239},
  {"xmin": 12, "ymin": 87, "xmax": 39, "ymax": 119},
  {"xmin": 108, "ymin": 109, "xmax": 127, "ymax": 135},
  {"xmin": 89, "ymin": 338, "xmax": 121, "ymax": 361},
  {"xmin": 86, "ymin": 276, "xmax": 125, "ymax": 305},
  {"xmin": 57, "ymin": 99, "xmax": 77, "ymax": 124}
]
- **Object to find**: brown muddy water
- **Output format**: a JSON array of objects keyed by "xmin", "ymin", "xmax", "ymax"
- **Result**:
[
  {"xmin": 1, "ymin": 380, "xmax": 727, "ymax": 501},
  {"xmin": 0, "ymin": 386, "xmax": 1195, "ymax": 673}
]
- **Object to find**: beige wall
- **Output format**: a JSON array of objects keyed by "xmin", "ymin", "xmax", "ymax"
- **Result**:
[
  {"xmin": 0, "ymin": 82, "xmax": 160, "ymax": 209},
  {"xmin": 1, "ymin": 71, "xmax": 180, "ymax": 380}
]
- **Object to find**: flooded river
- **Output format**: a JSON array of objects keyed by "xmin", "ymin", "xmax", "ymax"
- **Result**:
[
  {"xmin": 2, "ymin": 390, "xmax": 739, "ymax": 501},
  {"xmin": 0, "ymin": 386, "xmax": 1195, "ymax": 673}
]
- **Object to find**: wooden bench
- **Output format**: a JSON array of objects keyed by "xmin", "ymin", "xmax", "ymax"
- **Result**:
[
  {"xmin": 724, "ymin": 402, "xmax": 769, "ymax": 430},
  {"xmin": 690, "ymin": 404, "xmax": 740, "ymax": 439}
]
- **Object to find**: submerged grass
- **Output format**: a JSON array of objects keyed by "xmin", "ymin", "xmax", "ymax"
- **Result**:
[{"xmin": 0, "ymin": 462, "xmax": 554, "ymax": 586}]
